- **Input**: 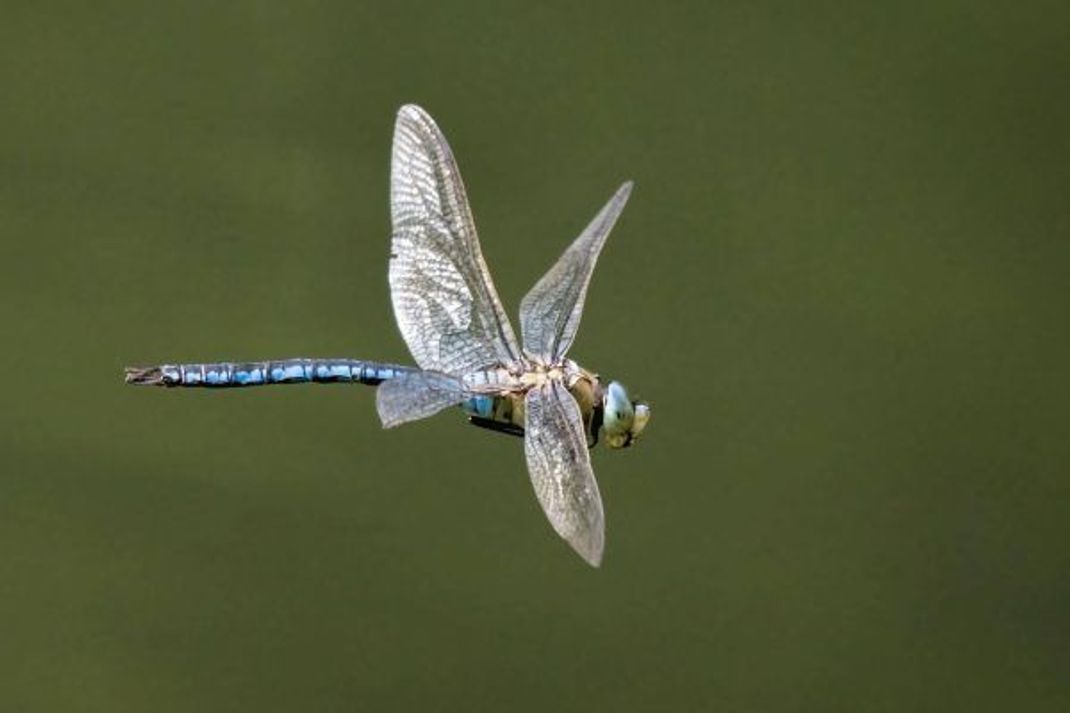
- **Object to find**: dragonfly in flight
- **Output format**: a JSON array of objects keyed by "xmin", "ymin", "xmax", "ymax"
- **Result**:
[{"xmin": 126, "ymin": 104, "xmax": 650, "ymax": 566}]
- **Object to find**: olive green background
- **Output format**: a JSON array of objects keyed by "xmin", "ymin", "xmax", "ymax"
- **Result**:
[{"xmin": 2, "ymin": 1, "xmax": 1067, "ymax": 711}]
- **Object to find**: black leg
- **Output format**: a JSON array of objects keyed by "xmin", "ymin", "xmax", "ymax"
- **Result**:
[{"xmin": 467, "ymin": 416, "xmax": 525, "ymax": 439}]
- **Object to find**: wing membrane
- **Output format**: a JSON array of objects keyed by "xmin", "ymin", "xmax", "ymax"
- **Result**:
[
  {"xmin": 523, "ymin": 380, "xmax": 605, "ymax": 567},
  {"xmin": 376, "ymin": 371, "xmax": 469, "ymax": 428},
  {"xmin": 519, "ymin": 182, "xmax": 632, "ymax": 362},
  {"xmin": 390, "ymin": 104, "xmax": 522, "ymax": 375}
]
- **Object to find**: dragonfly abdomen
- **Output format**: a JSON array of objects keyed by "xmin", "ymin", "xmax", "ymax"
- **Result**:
[
  {"xmin": 463, "ymin": 395, "xmax": 496, "ymax": 419},
  {"xmin": 124, "ymin": 359, "xmax": 414, "ymax": 388}
]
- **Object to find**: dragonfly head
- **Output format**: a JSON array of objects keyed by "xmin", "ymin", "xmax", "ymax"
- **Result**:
[{"xmin": 601, "ymin": 381, "xmax": 651, "ymax": 449}]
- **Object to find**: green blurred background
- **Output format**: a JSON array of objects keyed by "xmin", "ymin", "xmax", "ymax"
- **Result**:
[{"xmin": 2, "ymin": 1, "xmax": 1068, "ymax": 710}]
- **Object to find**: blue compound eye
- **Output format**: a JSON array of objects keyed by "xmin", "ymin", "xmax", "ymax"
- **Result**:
[
  {"xmin": 603, "ymin": 381, "xmax": 635, "ymax": 448},
  {"xmin": 601, "ymin": 381, "xmax": 650, "ymax": 448},
  {"xmin": 604, "ymin": 381, "xmax": 634, "ymax": 424}
]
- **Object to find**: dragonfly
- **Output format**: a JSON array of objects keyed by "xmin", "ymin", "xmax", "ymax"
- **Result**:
[{"xmin": 126, "ymin": 104, "xmax": 650, "ymax": 566}]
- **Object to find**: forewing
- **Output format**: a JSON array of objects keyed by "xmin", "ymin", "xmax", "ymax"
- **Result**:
[
  {"xmin": 523, "ymin": 380, "xmax": 605, "ymax": 567},
  {"xmin": 376, "ymin": 371, "xmax": 469, "ymax": 428},
  {"xmin": 390, "ymin": 104, "xmax": 522, "ymax": 375},
  {"xmin": 519, "ymin": 182, "xmax": 632, "ymax": 362}
]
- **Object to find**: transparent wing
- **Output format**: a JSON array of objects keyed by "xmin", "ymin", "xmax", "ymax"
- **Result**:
[
  {"xmin": 390, "ymin": 104, "xmax": 523, "ymax": 376},
  {"xmin": 519, "ymin": 182, "xmax": 632, "ymax": 362},
  {"xmin": 376, "ymin": 371, "xmax": 470, "ymax": 428},
  {"xmin": 523, "ymin": 380, "xmax": 605, "ymax": 567}
]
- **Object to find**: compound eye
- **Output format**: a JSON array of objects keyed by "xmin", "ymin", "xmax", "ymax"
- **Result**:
[
  {"xmin": 602, "ymin": 381, "xmax": 636, "ymax": 448},
  {"xmin": 604, "ymin": 381, "xmax": 634, "ymax": 426}
]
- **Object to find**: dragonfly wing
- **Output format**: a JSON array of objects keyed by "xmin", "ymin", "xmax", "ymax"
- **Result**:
[
  {"xmin": 376, "ymin": 371, "xmax": 470, "ymax": 428},
  {"xmin": 523, "ymin": 380, "xmax": 605, "ymax": 567},
  {"xmin": 390, "ymin": 104, "xmax": 523, "ymax": 375},
  {"xmin": 519, "ymin": 182, "xmax": 632, "ymax": 362}
]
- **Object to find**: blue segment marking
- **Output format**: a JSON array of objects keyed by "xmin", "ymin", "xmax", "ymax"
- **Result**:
[
  {"xmin": 151, "ymin": 359, "xmax": 416, "ymax": 388},
  {"xmin": 464, "ymin": 395, "xmax": 495, "ymax": 419},
  {"xmin": 235, "ymin": 368, "xmax": 265, "ymax": 385}
]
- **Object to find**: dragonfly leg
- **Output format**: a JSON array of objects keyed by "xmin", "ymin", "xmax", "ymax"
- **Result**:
[
  {"xmin": 467, "ymin": 411, "xmax": 602, "ymax": 447},
  {"xmin": 467, "ymin": 416, "xmax": 525, "ymax": 439},
  {"xmin": 587, "ymin": 405, "xmax": 602, "ymax": 449}
]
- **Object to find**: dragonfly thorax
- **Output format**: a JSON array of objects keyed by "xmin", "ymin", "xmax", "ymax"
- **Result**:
[{"xmin": 516, "ymin": 357, "xmax": 582, "ymax": 386}]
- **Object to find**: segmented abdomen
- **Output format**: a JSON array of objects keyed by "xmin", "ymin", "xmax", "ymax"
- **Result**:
[{"xmin": 124, "ymin": 359, "xmax": 415, "ymax": 387}]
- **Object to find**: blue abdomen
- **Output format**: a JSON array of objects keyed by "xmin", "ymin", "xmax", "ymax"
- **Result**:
[{"xmin": 125, "ymin": 359, "xmax": 414, "ymax": 388}]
